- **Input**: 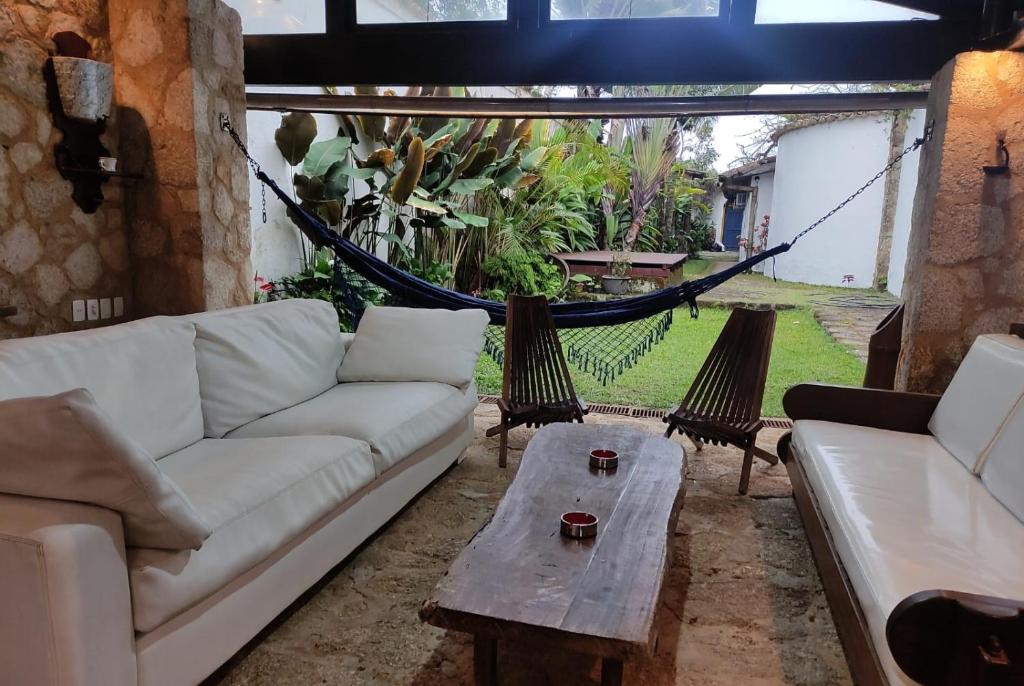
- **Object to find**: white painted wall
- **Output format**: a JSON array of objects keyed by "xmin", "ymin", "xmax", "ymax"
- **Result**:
[
  {"xmin": 886, "ymin": 109, "xmax": 926, "ymax": 297},
  {"xmin": 710, "ymin": 188, "xmax": 727, "ymax": 244},
  {"xmin": 767, "ymin": 114, "xmax": 894, "ymax": 288},
  {"xmin": 750, "ymin": 171, "xmax": 774, "ymax": 272}
]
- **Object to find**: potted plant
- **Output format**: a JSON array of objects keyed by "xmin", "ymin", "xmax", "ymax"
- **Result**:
[{"xmin": 602, "ymin": 251, "xmax": 632, "ymax": 295}]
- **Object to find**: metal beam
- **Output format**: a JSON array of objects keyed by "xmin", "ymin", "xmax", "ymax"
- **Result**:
[
  {"xmin": 242, "ymin": 14, "xmax": 978, "ymax": 86},
  {"xmin": 245, "ymin": 91, "xmax": 931, "ymax": 119}
]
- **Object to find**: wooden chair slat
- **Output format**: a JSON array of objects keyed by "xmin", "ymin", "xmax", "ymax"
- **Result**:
[
  {"xmin": 665, "ymin": 308, "xmax": 778, "ymax": 494},
  {"xmin": 491, "ymin": 295, "xmax": 587, "ymax": 467}
]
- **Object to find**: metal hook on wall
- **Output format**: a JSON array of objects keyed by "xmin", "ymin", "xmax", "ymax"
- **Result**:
[{"xmin": 983, "ymin": 137, "xmax": 1011, "ymax": 175}]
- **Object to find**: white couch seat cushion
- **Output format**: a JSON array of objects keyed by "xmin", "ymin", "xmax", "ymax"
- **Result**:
[
  {"xmin": 227, "ymin": 381, "xmax": 478, "ymax": 475},
  {"xmin": 0, "ymin": 317, "xmax": 203, "ymax": 458},
  {"xmin": 928, "ymin": 334, "xmax": 1024, "ymax": 473},
  {"xmin": 187, "ymin": 299, "xmax": 347, "ymax": 438},
  {"xmin": 127, "ymin": 435, "xmax": 374, "ymax": 632},
  {"xmin": 337, "ymin": 306, "xmax": 489, "ymax": 388},
  {"xmin": 792, "ymin": 419, "xmax": 1024, "ymax": 685}
]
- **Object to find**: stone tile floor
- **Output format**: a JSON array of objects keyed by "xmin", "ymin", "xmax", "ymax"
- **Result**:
[{"xmin": 210, "ymin": 405, "xmax": 851, "ymax": 686}]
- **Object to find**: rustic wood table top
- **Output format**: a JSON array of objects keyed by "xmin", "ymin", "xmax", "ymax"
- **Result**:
[{"xmin": 421, "ymin": 423, "xmax": 686, "ymax": 683}]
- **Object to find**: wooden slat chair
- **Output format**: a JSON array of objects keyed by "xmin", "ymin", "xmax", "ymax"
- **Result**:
[
  {"xmin": 485, "ymin": 294, "xmax": 587, "ymax": 467},
  {"xmin": 863, "ymin": 303, "xmax": 904, "ymax": 390},
  {"xmin": 664, "ymin": 307, "xmax": 779, "ymax": 495}
]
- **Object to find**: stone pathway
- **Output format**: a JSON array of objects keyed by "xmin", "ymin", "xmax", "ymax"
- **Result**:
[
  {"xmin": 813, "ymin": 306, "xmax": 887, "ymax": 362},
  {"xmin": 210, "ymin": 405, "xmax": 851, "ymax": 686}
]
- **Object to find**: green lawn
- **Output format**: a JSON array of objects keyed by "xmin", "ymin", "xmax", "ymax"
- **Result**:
[{"xmin": 475, "ymin": 305, "xmax": 866, "ymax": 417}]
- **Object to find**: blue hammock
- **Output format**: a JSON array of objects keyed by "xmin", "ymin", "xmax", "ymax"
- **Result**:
[{"xmin": 255, "ymin": 170, "xmax": 792, "ymax": 328}]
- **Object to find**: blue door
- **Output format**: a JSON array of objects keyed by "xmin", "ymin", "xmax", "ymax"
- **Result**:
[{"xmin": 723, "ymin": 207, "xmax": 744, "ymax": 250}]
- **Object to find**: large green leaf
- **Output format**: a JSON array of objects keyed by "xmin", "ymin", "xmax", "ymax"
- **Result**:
[
  {"xmin": 441, "ymin": 217, "xmax": 467, "ymax": 229},
  {"xmin": 448, "ymin": 177, "xmax": 494, "ymax": 195},
  {"xmin": 422, "ymin": 121, "xmax": 458, "ymax": 148},
  {"xmin": 336, "ymin": 165, "xmax": 378, "ymax": 181},
  {"xmin": 321, "ymin": 161, "xmax": 349, "ymax": 200},
  {"xmin": 303, "ymin": 136, "xmax": 351, "ymax": 177},
  {"xmin": 453, "ymin": 210, "xmax": 489, "ymax": 227},
  {"xmin": 520, "ymin": 146, "xmax": 548, "ymax": 171},
  {"xmin": 406, "ymin": 195, "xmax": 447, "ymax": 214},
  {"xmin": 275, "ymin": 112, "xmax": 317, "ymax": 166}
]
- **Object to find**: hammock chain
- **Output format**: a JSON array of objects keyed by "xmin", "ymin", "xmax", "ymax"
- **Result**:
[
  {"xmin": 790, "ymin": 119, "xmax": 934, "ymax": 246},
  {"xmin": 220, "ymin": 114, "xmax": 267, "ymax": 224}
]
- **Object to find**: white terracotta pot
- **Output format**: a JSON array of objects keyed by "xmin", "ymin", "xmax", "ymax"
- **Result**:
[{"xmin": 51, "ymin": 56, "xmax": 113, "ymax": 123}]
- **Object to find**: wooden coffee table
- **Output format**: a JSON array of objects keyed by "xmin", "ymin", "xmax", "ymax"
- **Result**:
[{"xmin": 420, "ymin": 423, "xmax": 686, "ymax": 686}]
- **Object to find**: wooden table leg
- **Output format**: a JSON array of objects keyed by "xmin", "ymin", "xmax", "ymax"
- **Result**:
[
  {"xmin": 474, "ymin": 635, "xmax": 498, "ymax": 686},
  {"xmin": 601, "ymin": 658, "xmax": 623, "ymax": 686}
]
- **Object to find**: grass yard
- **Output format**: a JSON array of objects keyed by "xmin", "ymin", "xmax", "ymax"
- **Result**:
[{"xmin": 474, "ymin": 305, "xmax": 866, "ymax": 417}]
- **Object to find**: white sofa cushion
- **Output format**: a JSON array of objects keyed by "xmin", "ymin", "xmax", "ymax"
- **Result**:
[
  {"xmin": 793, "ymin": 419, "xmax": 1024, "ymax": 685},
  {"xmin": 928, "ymin": 334, "xmax": 1024, "ymax": 473},
  {"xmin": 0, "ymin": 316, "xmax": 203, "ymax": 458},
  {"xmin": 127, "ymin": 435, "xmax": 374, "ymax": 632},
  {"xmin": 227, "ymin": 381, "xmax": 479, "ymax": 475},
  {"xmin": 979, "ymin": 392, "xmax": 1024, "ymax": 523},
  {"xmin": 187, "ymin": 299, "xmax": 347, "ymax": 438},
  {"xmin": 0, "ymin": 389, "xmax": 210, "ymax": 550},
  {"xmin": 337, "ymin": 306, "xmax": 489, "ymax": 388}
]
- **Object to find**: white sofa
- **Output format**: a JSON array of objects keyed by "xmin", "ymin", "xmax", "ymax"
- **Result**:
[
  {"xmin": 781, "ymin": 333, "xmax": 1024, "ymax": 686},
  {"xmin": 0, "ymin": 299, "xmax": 487, "ymax": 686}
]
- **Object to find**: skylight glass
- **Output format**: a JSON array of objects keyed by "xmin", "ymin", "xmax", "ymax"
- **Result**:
[
  {"xmin": 356, "ymin": 0, "xmax": 508, "ymax": 24},
  {"xmin": 223, "ymin": 0, "xmax": 326, "ymax": 34},
  {"xmin": 754, "ymin": 0, "xmax": 938, "ymax": 24},
  {"xmin": 551, "ymin": 0, "xmax": 720, "ymax": 20}
]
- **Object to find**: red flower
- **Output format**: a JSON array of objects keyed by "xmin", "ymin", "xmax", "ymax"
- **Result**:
[{"xmin": 260, "ymin": 281, "xmax": 274, "ymax": 293}]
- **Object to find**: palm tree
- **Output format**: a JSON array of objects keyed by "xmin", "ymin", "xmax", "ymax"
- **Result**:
[{"xmin": 617, "ymin": 83, "xmax": 759, "ymax": 249}]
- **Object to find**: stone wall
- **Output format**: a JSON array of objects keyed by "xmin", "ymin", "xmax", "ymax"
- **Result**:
[
  {"xmin": 109, "ymin": 0, "xmax": 252, "ymax": 316},
  {"xmin": 0, "ymin": 0, "xmax": 130, "ymax": 339},
  {"xmin": 898, "ymin": 51, "xmax": 1024, "ymax": 392}
]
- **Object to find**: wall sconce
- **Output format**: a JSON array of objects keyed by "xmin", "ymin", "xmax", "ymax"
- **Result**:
[
  {"xmin": 51, "ymin": 54, "xmax": 112, "ymax": 123},
  {"xmin": 983, "ymin": 137, "xmax": 1011, "ymax": 176},
  {"xmin": 45, "ymin": 31, "xmax": 137, "ymax": 214}
]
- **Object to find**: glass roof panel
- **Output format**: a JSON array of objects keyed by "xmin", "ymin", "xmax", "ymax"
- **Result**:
[
  {"xmin": 755, "ymin": 0, "xmax": 938, "ymax": 24},
  {"xmin": 356, "ymin": 0, "xmax": 508, "ymax": 23},
  {"xmin": 222, "ymin": 0, "xmax": 326, "ymax": 34},
  {"xmin": 551, "ymin": 0, "xmax": 720, "ymax": 20}
]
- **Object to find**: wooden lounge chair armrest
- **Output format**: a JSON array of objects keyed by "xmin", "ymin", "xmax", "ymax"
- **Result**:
[
  {"xmin": 782, "ymin": 383, "xmax": 940, "ymax": 434},
  {"xmin": 887, "ymin": 589, "xmax": 1024, "ymax": 686}
]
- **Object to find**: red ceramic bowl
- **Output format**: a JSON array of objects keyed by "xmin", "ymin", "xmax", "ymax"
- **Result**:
[
  {"xmin": 589, "ymin": 449, "xmax": 619, "ymax": 470},
  {"xmin": 560, "ymin": 511, "xmax": 599, "ymax": 539}
]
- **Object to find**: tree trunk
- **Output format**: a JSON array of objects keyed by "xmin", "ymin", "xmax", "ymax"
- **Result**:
[{"xmin": 624, "ymin": 210, "xmax": 646, "ymax": 250}]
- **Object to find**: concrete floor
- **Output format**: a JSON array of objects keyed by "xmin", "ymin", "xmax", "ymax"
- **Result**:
[{"xmin": 210, "ymin": 405, "xmax": 852, "ymax": 686}]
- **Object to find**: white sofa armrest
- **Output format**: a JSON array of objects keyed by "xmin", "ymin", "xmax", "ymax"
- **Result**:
[{"xmin": 0, "ymin": 494, "xmax": 137, "ymax": 686}]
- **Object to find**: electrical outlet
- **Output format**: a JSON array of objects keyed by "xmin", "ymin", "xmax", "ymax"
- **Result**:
[
  {"xmin": 100, "ymin": 298, "xmax": 112, "ymax": 320},
  {"xmin": 113, "ymin": 296, "xmax": 124, "ymax": 318},
  {"xmin": 86, "ymin": 299, "xmax": 100, "ymax": 321},
  {"xmin": 72, "ymin": 300, "xmax": 86, "ymax": 322}
]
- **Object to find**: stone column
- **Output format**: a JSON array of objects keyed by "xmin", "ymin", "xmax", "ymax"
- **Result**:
[
  {"xmin": 898, "ymin": 51, "xmax": 1024, "ymax": 392},
  {"xmin": 108, "ymin": 0, "xmax": 252, "ymax": 316}
]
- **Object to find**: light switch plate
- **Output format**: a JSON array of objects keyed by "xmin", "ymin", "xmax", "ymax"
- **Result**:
[
  {"xmin": 72, "ymin": 300, "xmax": 86, "ymax": 322},
  {"xmin": 113, "ymin": 296, "xmax": 124, "ymax": 318},
  {"xmin": 86, "ymin": 299, "xmax": 100, "ymax": 321},
  {"xmin": 100, "ymin": 298, "xmax": 112, "ymax": 319}
]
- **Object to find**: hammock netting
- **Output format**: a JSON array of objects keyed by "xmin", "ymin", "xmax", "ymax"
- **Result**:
[{"xmin": 255, "ymin": 169, "xmax": 792, "ymax": 383}]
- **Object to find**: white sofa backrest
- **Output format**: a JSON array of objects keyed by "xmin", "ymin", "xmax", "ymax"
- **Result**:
[
  {"xmin": 186, "ymin": 299, "xmax": 346, "ymax": 438},
  {"xmin": 979, "ymin": 386, "xmax": 1024, "ymax": 523},
  {"xmin": 929, "ymin": 334, "xmax": 1024, "ymax": 473},
  {"xmin": 0, "ymin": 317, "xmax": 204, "ymax": 458}
]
